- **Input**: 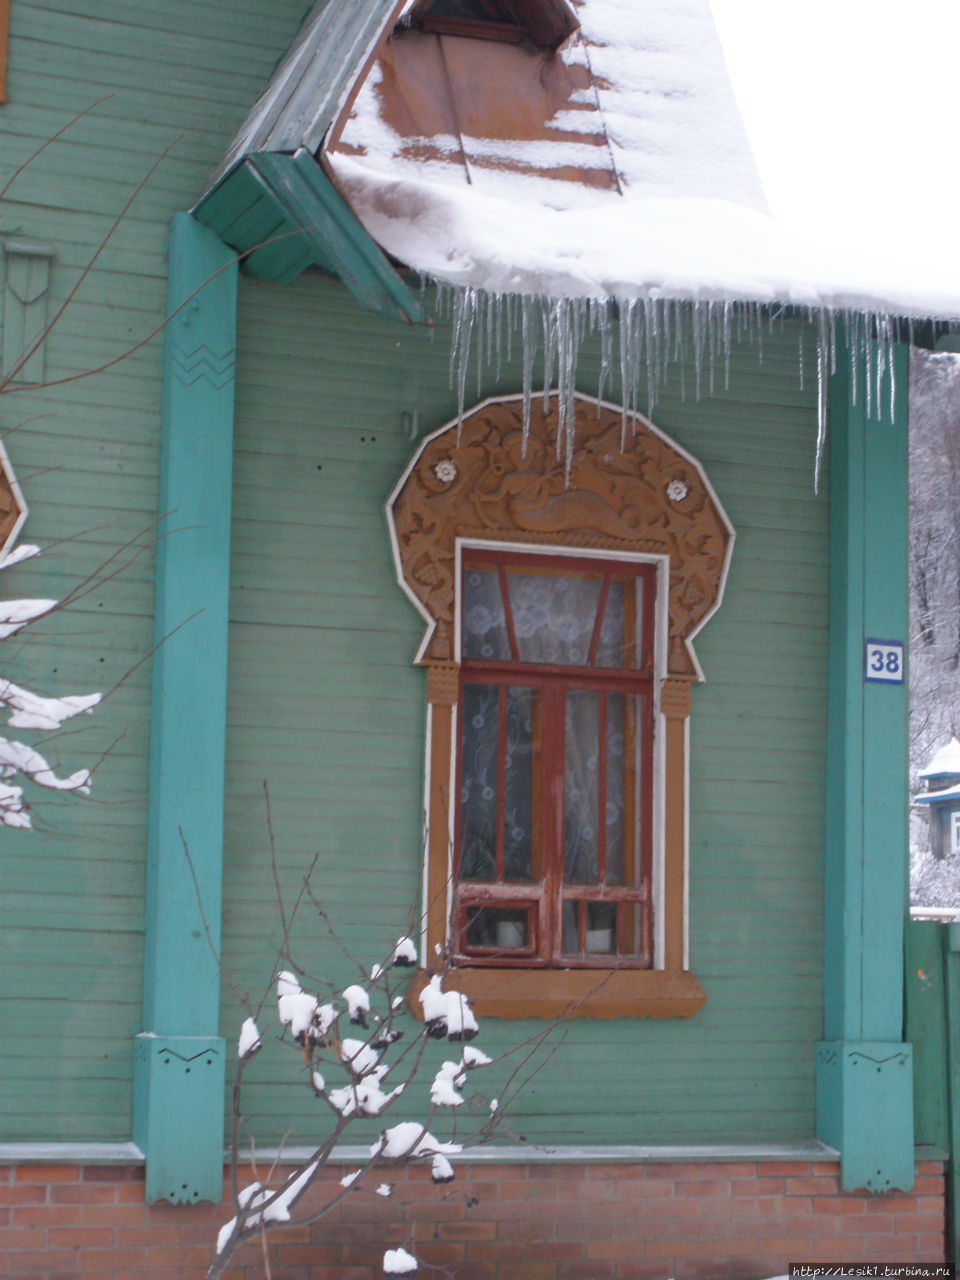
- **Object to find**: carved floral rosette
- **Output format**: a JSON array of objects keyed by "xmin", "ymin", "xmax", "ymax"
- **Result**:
[{"xmin": 388, "ymin": 394, "xmax": 734, "ymax": 676}]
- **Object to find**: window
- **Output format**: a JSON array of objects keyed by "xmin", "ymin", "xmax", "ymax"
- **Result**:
[
  {"xmin": 388, "ymin": 392, "xmax": 734, "ymax": 1019},
  {"xmin": 455, "ymin": 548, "xmax": 655, "ymax": 969},
  {"xmin": 406, "ymin": 0, "xmax": 579, "ymax": 50}
]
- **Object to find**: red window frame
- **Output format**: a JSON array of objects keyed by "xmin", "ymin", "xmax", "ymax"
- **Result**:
[{"xmin": 453, "ymin": 547, "xmax": 656, "ymax": 969}]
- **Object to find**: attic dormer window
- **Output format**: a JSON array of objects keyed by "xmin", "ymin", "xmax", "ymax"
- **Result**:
[{"xmin": 407, "ymin": 0, "xmax": 578, "ymax": 50}]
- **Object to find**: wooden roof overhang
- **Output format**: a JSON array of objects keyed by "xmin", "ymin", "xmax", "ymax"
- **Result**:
[{"xmin": 192, "ymin": 0, "xmax": 427, "ymax": 324}]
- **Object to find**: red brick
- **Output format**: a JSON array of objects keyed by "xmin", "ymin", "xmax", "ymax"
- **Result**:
[
  {"xmin": 862, "ymin": 1233, "xmax": 910, "ymax": 1252},
  {"xmin": 74, "ymin": 1248, "xmax": 145, "ymax": 1267},
  {"xmin": 14, "ymin": 1166, "xmax": 80, "ymax": 1183},
  {"xmin": 4, "ymin": 1226, "xmax": 47, "ymax": 1247},
  {"xmin": 77, "ymin": 1205, "xmax": 153, "ymax": 1227},
  {"xmin": 0, "ymin": 1184, "xmax": 43, "ymax": 1205},
  {"xmin": 766, "ymin": 1236, "xmax": 815, "ymax": 1253},
  {"xmin": 402, "ymin": 1242, "xmax": 465, "ymax": 1265},
  {"xmin": 48, "ymin": 1225, "xmax": 112, "ymax": 1247},
  {"xmin": 785, "ymin": 1174, "xmax": 840, "ymax": 1195},
  {"xmin": 674, "ymin": 1178, "xmax": 730, "ymax": 1198},
  {"xmin": 894, "ymin": 1210, "xmax": 945, "ymax": 1232},
  {"xmin": 697, "ymin": 1236, "xmax": 759, "ymax": 1256},
  {"xmin": 50, "ymin": 1183, "xmax": 117, "ymax": 1205},
  {"xmin": 728, "ymin": 1176, "xmax": 783, "ymax": 1195},
  {"xmin": 915, "ymin": 1175, "xmax": 946, "ymax": 1194},
  {"xmin": 696, "ymin": 1161, "xmax": 757, "ymax": 1178},
  {"xmin": 645, "ymin": 1239, "xmax": 700, "ymax": 1259},
  {"xmin": 475, "ymin": 1199, "xmax": 529, "ymax": 1220},
  {"xmin": 14, "ymin": 1204, "xmax": 80, "ymax": 1226},
  {"xmin": 113, "ymin": 1225, "xmax": 183, "ymax": 1247},
  {"xmin": 81, "ymin": 1166, "xmax": 139, "ymax": 1183},
  {"xmin": 435, "ymin": 1221, "xmax": 497, "ymax": 1241},
  {"xmin": 499, "ymin": 1264, "xmax": 556, "ymax": 1280},
  {"xmin": 762, "ymin": 1160, "xmax": 818, "ymax": 1175},
  {"xmin": 116, "ymin": 1184, "xmax": 149, "ymax": 1203},
  {"xmin": 917, "ymin": 1231, "xmax": 947, "ymax": 1256},
  {"xmin": 146, "ymin": 1245, "xmax": 217, "ymax": 1267},
  {"xmin": 811, "ymin": 1193, "xmax": 867, "ymax": 1214},
  {"xmin": 1, "ymin": 1249, "xmax": 77, "ymax": 1269},
  {"xmin": 494, "ymin": 1177, "xmax": 555, "ymax": 1199}
]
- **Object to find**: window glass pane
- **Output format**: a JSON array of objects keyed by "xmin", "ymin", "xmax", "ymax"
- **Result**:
[
  {"xmin": 465, "ymin": 906, "xmax": 529, "ymax": 950},
  {"xmin": 605, "ymin": 692, "xmax": 625, "ymax": 884},
  {"xmin": 507, "ymin": 571, "xmax": 601, "ymax": 665},
  {"xmin": 593, "ymin": 579, "xmax": 623, "ymax": 667},
  {"xmin": 463, "ymin": 569, "xmax": 510, "ymax": 660},
  {"xmin": 564, "ymin": 689, "xmax": 599, "ymax": 882},
  {"xmin": 460, "ymin": 683, "xmax": 499, "ymax": 881},
  {"xmin": 561, "ymin": 900, "xmax": 580, "ymax": 954},
  {"xmin": 586, "ymin": 902, "xmax": 617, "ymax": 954},
  {"xmin": 503, "ymin": 686, "xmax": 536, "ymax": 881}
]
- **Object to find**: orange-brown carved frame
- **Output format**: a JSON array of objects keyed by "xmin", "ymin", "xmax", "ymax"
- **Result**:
[{"xmin": 387, "ymin": 392, "xmax": 734, "ymax": 1019}]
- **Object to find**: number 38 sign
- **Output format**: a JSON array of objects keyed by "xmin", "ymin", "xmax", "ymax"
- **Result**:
[{"xmin": 864, "ymin": 639, "xmax": 904, "ymax": 684}]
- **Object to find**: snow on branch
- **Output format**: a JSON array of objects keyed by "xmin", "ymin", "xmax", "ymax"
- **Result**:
[
  {"xmin": 0, "ymin": 543, "xmax": 102, "ymax": 829},
  {"xmin": 207, "ymin": 910, "xmax": 555, "ymax": 1280}
]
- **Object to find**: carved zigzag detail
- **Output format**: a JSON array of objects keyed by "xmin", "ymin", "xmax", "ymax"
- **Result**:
[{"xmin": 171, "ymin": 342, "xmax": 236, "ymax": 391}]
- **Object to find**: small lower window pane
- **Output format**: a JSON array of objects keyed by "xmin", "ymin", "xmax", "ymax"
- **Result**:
[
  {"xmin": 465, "ymin": 906, "xmax": 529, "ymax": 950},
  {"xmin": 586, "ymin": 902, "xmax": 617, "ymax": 954},
  {"xmin": 561, "ymin": 900, "xmax": 579, "ymax": 953}
]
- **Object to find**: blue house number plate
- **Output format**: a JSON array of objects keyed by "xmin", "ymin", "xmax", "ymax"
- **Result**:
[{"xmin": 864, "ymin": 639, "xmax": 904, "ymax": 684}]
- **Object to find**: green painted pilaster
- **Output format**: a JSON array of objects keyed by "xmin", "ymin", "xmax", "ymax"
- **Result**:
[
  {"xmin": 817, "ymin": 336, "xmax": 913, "ymax": 1191},
  {"xmin": 133, "ymin": 213, "xmax": 236, "ymax": 1204}
]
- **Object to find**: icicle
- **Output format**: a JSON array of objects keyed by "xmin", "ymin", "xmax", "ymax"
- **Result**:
[
  {"xmin": 521, "ymin": 295, "xmax": 537, "ymax": 453},
  {"xmin": 814, "ymin": 309, "xmax": 830, "ymax": 494},
  {"xmin": 427, "ymin": 277, "xmax": 904, "ymax": 496}
]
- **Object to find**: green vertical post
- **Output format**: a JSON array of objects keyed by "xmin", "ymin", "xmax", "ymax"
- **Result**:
[
  {"xmin": 905, "ymin": 919, "xmax": 949, "ymax": 1151},
  {"xmin": 816, "ymin": 334, "xmax": 914, "ymax": 1192},
  {"xmin": 133, "ymin": 213, "xmax": 237, "ymax": 1204},
  {"xmin": 944, "ymin": 923, "xmax": 960, "ymax": 1270}
]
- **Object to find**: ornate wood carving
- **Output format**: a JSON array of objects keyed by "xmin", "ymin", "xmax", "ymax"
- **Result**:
[
  {"xmin": 389, "ymin": 395, "xmax": 733, "ymax": 675},
  {"xmin": 660, "ymin": 676, "xmax": 692, "ymax": 720},
  {"xmin": 426, "ymin": 662, "xmax": 459, "ymax": 706}
]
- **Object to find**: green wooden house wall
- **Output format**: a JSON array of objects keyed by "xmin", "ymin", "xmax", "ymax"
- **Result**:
[
  {"xmin": 3, "ymin": 0, "xmax": 829, "ymax": 1151},
  {"xmin": 220, "ymin": 275, "xmax": 827, "ymax": 1148}
]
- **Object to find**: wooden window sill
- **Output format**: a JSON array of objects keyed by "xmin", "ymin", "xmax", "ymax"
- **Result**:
[{"xmin": 407, "ymin": 967, "xmax": 706, "ymax": 1021}]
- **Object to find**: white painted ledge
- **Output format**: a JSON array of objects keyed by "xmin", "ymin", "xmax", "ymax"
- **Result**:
[
  {"xmin": 0, "ymin": 1139, "xmax": 838, "ymax": 1166},
  {"xmin": 0, "ymin": 1142, "xmax": 144, "ymax": 1164},
  {"xmin": 254, "ymin": 1140, "xmax": 841, "ymax": 1164},
  {"xmin": 21, "ymin": 1142, "xmax": 960, "ymax": 1176}
]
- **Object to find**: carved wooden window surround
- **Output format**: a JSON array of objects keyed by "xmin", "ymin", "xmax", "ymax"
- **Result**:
[{"xmin": 387, "ymin": 393, "xmax": 734, "ymax": 1020}]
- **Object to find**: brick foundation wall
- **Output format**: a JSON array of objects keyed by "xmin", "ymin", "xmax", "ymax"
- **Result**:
[{"xmin": 2, "ymin": 1158, "xmax": 946, "ymax": 1280}]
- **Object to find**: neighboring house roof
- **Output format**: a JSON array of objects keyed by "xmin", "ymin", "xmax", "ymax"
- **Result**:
[
  {"xmin": 920, "ymin": 737, "xmax": 960, "ymax": 782},
  {"xmin": 916, "ymin": 783, "xmax": 960, "ymax": 805}
]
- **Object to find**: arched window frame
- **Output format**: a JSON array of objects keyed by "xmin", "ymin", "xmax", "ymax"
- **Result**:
[{"xmin": 387, "ymin": 393, "xmax": 734, "ymax": 1019}]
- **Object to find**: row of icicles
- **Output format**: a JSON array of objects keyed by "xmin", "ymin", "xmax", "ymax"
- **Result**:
[{"xmin": 428, "ymin": 282, "xmax": 908, "ymax": 489}]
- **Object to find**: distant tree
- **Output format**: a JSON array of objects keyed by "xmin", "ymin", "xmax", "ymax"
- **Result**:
[{"xmin": 909, "ymin": 349, "xmax": 960, "ymax": 788}]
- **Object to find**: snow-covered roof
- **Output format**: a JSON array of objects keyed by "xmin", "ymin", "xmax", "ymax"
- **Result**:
[
  {"xmin": 204, "ymin": 0, "xmax": 960, "ymax": 321},
  {"xmin": 920, "ymin": 737, "xmax": 960, "ymax": 782},
  {"xmin": 322, "ymin": 0, "xmax": 960, "ymax": 318}
]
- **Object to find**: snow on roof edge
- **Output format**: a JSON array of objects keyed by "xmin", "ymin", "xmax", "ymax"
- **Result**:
[{"xmin": 326, "ymin": 152, "xmax": 960, "ymax": 322}]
